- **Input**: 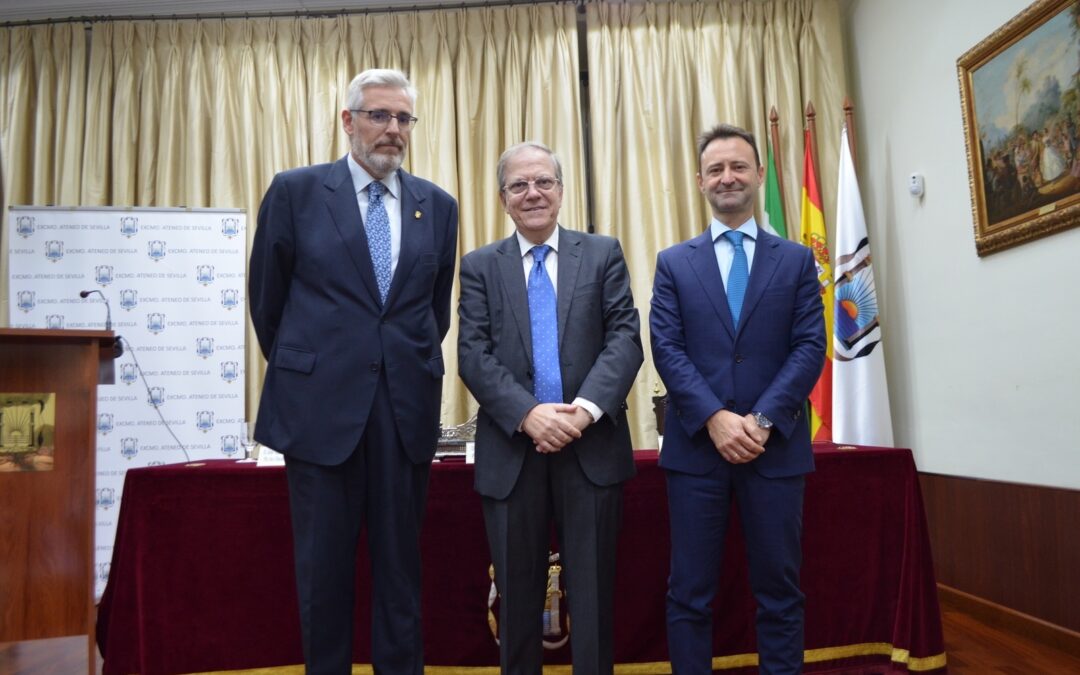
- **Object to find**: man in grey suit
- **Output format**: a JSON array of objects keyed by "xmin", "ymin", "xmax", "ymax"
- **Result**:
[
  {"xmin": 249, "ymin": 69, "xmax": 457, "ymax": 674},
  {"xmin": 457, "ymin": 142, "xmax": 642, "ymax": 674}
]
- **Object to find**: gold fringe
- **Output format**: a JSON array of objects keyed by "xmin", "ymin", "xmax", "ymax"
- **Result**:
[{"xmin": 183, "ymin": 643, "xmax": 947, "ymax": 675}]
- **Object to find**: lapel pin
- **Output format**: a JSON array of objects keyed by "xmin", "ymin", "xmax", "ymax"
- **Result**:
[{"xmin": 414, "ymin": 210, "xmax": 422, "ymax": 219}]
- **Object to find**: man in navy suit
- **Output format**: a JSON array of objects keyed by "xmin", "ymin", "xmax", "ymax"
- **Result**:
[
  {"xmin": 650, "ymin": 124, "xmax": 826, "ymax": 674},
  {"xmin": 249, "ymin": 69, "xmax": 458, "ymax": 675},
  {"xmin": 458, "ymin": 142, "xmax": 642, "ymax": 674}
]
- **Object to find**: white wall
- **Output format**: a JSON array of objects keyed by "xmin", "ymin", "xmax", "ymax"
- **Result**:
[{"xmin": 844, "ymin": 0, "xmax": 1080, "ymax": 488}]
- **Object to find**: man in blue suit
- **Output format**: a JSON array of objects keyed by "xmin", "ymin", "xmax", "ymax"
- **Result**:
[
  {"xmin": 650, "ymin": 124, "xmax": 826, "ymax": 674},
  {"xmin": 249, "ymin": 69, "xmax": 458, "ymax": 675}
]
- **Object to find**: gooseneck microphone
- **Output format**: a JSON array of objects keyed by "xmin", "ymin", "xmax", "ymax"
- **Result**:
[
  {"xmin": 77, "ymin": 291, "xmax": 185, "ymax": 458},
  {"xmin": 79, "ymin": 289, "xmax": 112, "ymax": 331}
]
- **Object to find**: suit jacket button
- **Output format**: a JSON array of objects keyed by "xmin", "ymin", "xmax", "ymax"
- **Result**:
[
  {"xmin": 725, "ymin": 399, "xmax": 736, "ymax": 409},
  {"xmin": 735, "ymin": 354, "xmax": 744, "ymax": 363},
  {"xmin": 369, "ymin": 362, "xmax": 380, "ymax": 372}
]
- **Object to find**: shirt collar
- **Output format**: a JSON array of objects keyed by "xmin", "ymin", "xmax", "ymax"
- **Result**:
[
  {"xmin": 710, "ymin": 216, "xmax": 759, "ymax": 243},
  {"xmin": 347, "ymin": 152, "xmax": 400, "ymax": 200},
  {"xmin": 516, "ymin": 227, "xmax": 560, "ymax": 259}
]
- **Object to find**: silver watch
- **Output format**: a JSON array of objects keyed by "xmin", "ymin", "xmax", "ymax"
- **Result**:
[{"xmin": 752, "ymin": 412, "xmax": 773, "ymax": 429}]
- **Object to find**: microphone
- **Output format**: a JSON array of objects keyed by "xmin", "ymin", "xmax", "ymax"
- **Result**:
[{"xmin": 79, "ymin": 289, "xmax": 112, "ymax": 331}]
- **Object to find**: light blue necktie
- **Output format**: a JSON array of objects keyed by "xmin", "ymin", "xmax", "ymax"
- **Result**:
[
  {"xmin": 724, "ymin": 230, "xmax": 749, "ymax": 327},
  {"xmin": 527, "ymin": 245, "xmax": 563, "ymax": 403},
  {"xmin": 365, "ymin": 181, "xmax": 393, "ymax": 303}
]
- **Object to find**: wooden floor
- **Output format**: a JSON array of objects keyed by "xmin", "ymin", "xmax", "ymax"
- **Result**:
[
  {"xmin": 0, "ymin": 636, "xmax": 102, "ymax": 675},
  {"xmin": 2, "ymin": 603, "xmax": 1079, "ymax": 674}
]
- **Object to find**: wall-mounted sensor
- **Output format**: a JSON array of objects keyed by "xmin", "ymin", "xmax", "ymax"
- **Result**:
[{"xmin": 908, "ymin": 173, "xmax": 925, "ymax": 197}]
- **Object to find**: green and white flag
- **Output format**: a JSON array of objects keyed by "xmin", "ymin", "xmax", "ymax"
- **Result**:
[{"xmin": 762, "ymin": 142, "xmax": 787, "ymax": 239}]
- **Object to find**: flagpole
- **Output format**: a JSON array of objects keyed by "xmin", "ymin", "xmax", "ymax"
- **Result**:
[
  {"xmin": 769, "ymin": 106, "xmax": 787, "ymax": 209},
  {"xmin": 843, "ymin": 96, "xmax": 858, "ymax": 174},
  {"xmin": 804, "ymin": 101, "xmax": 819, "ymax": 187}
]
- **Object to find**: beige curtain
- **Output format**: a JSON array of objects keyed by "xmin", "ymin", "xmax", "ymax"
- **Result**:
[
  {"xmin": 0, "ymin": 23, "xmax": 88, "ymax": 321},
  {"xmin": 586, "ymin": 0, "xmax": 848, "ymax": 448},
  {"xmin": 0, "ymin": 5, "xmax": 585, "ymax": 433}
]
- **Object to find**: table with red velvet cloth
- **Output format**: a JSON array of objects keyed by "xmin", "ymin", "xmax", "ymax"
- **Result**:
[{"xmin": 96, "ymin": 446, "xmax": 946, "ymax": 674}]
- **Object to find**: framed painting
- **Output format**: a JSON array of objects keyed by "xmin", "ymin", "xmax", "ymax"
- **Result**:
[{"xmin": 958, "ymin": 0, "xmax": 1080, "ymax": 255}]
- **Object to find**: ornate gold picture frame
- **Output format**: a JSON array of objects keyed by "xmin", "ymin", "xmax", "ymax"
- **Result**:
[{"xmin": 958, "ymin": 0, "xmax": 1080, "ymax": 255}]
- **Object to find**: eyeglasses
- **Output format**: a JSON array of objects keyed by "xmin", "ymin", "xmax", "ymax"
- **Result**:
[
  {"xmin": 351, "ymin": 109, "xmax": 418, "ymax": 129},
  {"xmin": 502, "ymin": 176, "xmax": 561, "ymax": 195}
]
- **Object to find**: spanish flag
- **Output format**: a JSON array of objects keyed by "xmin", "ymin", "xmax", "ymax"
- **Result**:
[{"xmin": 800, "ymin": 129, "xmax": 833, "ymax": 442}]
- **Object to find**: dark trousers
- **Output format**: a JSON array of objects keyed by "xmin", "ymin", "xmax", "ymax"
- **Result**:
[
  {"xmin": 482, "ymin": 445, "xmax": 623, "ymax": 675},
  {"xmin": 284, "ymin": 376, "xmax": 430, "ymax": 675},
  {"xmin": 665, "ymin": 462, "xmax": 806, "ymax": 675}
]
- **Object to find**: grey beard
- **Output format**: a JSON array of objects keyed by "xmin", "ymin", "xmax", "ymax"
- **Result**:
[{"xmin": 361, "ymin": 148, "xmax": 403, "ymax": 177}]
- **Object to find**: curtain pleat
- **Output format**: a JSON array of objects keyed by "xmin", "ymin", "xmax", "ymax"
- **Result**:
[
  {"xmin": 0, "ymin": 0, "xmax": 847, "ymax": 449},
  {"xmin": 135, "ymin": 23, "xmax": 159, "ymax": 205}
]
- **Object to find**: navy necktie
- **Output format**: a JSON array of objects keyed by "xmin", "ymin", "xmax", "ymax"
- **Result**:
[
  {"xmin": 527, "ymin": 245, "xmax": 563, "ymax": 403},
  {"xmin": 724, "ymin": 230, "xmax": 749, "ymax": 326},
  {"xmin": 366, "ymin": 181, "xmax": 392, "ymax": 303}
]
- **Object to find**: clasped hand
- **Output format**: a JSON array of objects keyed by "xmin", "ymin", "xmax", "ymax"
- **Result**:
[
  {"xmin": 706, "ymin": 410, "xmax": 770, "ymax": 464},
  {"xmin": 522, "ymin": 403, "xmax": 592, "ymax": 453}
]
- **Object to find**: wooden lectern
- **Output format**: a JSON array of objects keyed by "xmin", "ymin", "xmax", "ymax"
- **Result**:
[{"xmin": 0, "ymin": 328, "xmax": 118, "ymax": 672}]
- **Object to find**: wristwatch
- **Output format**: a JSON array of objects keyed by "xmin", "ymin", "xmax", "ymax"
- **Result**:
[{"xmin": 752, "ymin": 412, "xmax": 773, "ymax": 430}]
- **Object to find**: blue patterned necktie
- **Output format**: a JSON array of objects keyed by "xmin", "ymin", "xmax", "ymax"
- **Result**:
[
  {"xmin": 527, "ymin": 245, "xmax": 563, "ymax": 403},
  {"xmin": 724, "ymin": 230, "xmax": 749, "ymax": 327},
  {"xmin": 366, "ymin": 181, "xmax": 393, "ymax": 303}
]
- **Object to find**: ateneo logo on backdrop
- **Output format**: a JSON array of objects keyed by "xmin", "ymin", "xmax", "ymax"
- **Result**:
[
  {"xmin": 16, "ymin": 216, "xmax": 34, "ymax": 237},
  {"xmin": 221, "ymin": 361, "xmax": 239, "ymax": 383},
  {"xmin": 148, "ymin": 240, "xmax": 166, "ymax": 261},
  {"xmin": 17, "ymin": 291, "xmax": 35, "ymax": 312},
  {"xmin": 197, "ymin": 265, "xmax": 215, "ymax": 285},
  {"xmin": 196, "ymin": 411, "xmax": 214, "ymax": 432},
  {"xmin": 148, "ymin": 387, "xmax": 166, "ymax": 407},
  {"xmin": 97, "ymin": 413, "xmax": 114, "ymax": 434},
  {"xmin": 221, "ymin": 217, "xmax": 240, "ymax": 238},
  {"xmin": 96, "ymin": 487, "xmax": 117, "ymax": 509},
  {"xmin": 120, "ymin": 289, "xmax": 138, "ymax": 310},
  {"xmin": 121, "ymin": 437, "xmax": 138, "ymax": 460},
  {"xmin": 196, "ymin": 337, "xmax": 214, "ymax": 358},
  {"xmin": 220, "ymin": 434, "xmax": 239, "ymax": 457},
  {"xmin": 45, "ymin": 240, "xmax": 64, "ymax": 262},
  {"xmin": 46, "ymin": 314, "xmax": 64, "ymax": 329},
  {"xmin": 120, "ymin": 363, "xmax": 137, "ymax": 385},
  {"xmin": 147, "ymin": 313, "xmax": 166, "ymax": 334},
  {"xmin": 120, "ymin": 216, "xmax": 138, "ymax": 237},
  {"xmin": 96, "ymin": 265, "xmax": 114, "ymax": 286},
  {"xmin": 221, "ymin": 289, "xmax": 239, "ymax": 310}
]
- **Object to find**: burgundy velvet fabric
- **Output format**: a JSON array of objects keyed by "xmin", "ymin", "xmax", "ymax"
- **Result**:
[{"xmin": 97, "ymin": 446, "xmax": 944, "ymax": 674}]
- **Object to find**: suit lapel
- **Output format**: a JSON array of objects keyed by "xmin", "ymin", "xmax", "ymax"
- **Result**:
[
  {"xmin": 324, "ymin": 157, "xmax": 382, "ymax": 306},
  {"xmin": 555, "ymin": 227, "xmax": 582, "ymax": 349},
  {"xmin": 384, "ymin": 170, "xmax": 427, "ymax": 311},
  {"xmin": 495, "ymin": 236, "xmax": 533, "ymax": 364},
  {"xmin": 739, "ymin": 230, "xmax": 781, "ymax": 332},
  {"xmin": 688, "ymin": 229, "xmax": 737, "ymax": 338}
]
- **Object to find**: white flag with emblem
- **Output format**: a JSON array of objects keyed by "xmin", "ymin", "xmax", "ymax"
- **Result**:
[{"xmin": 832, "ymin": 127, "xmax": 894, "ymax": 447}]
